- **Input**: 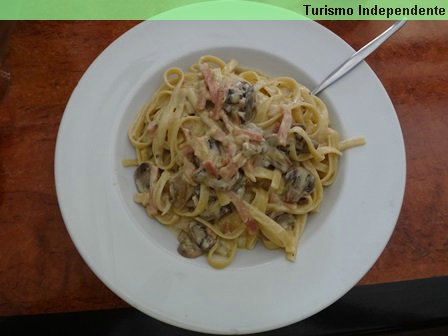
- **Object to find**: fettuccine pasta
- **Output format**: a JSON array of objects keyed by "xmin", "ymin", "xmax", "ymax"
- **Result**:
[{"xmin": 124, "ymin": 56, "xmax": 365, "ymax": 269}]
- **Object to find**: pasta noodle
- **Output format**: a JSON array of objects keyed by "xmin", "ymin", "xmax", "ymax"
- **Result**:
[{"xmin": 125, "ymin": 55, "xmax": 365, "ymax": 269}]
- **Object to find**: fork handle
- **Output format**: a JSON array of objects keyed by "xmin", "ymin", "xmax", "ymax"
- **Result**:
[{"xmin": 311, "ymin": 20, "xmax": 406, "ymax": 96}]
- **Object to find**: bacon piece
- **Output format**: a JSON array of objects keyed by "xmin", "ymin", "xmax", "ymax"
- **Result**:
[
  {"xmin": 223, "ymin": 222, "xmax": 231, "ymax": 234},
  {"xmin": 199, "ymin": 64, "xmax": 228, "ymax": 119},
  {"xmin": 211, "ymin": 87, "xmax": 227, "ymax": 119},
  {"xmin": 220, "ymin": 112, "xmax": 235, "ymax": 133},
  {"xmin": 200, "ymin": 63, "xmax": 219, "ymax": 104},
  {"xmin": 179, "ymin": 142, "xmax": 194, "ymax": 159},
  {"xmin": 220, "ymin": 138, "xmax": 237, "ymax": 164},
  {"xmin": 202, "ymin": 160, "xmax": 218, "ymax": 177},
  {"xmin": 196, "ymin": 85, "xmax": 208, "ymax": 111},
  {"xmin": 219, "ymin": 152, "xmax": 248, "ymax": 180},
  {"xmin": 277, "ymin": 106, "xmax": 292, "ymax": 146},
  {"xmin": 220, "ymin": 161, "xmax": 240, "ymax": 181},
  {"xmin": 234, "ymin": 127, "xmax": 264, "ymax": 142},
  {"xmin": 210, "ymin": 127, "xmax": 227, "ymax": 142},
  {"xmin": 198, "ymin": 112, "xmax": 227, "ymax": 141},
  {"xmin": 146, "ymin": 194, "xmax": 158, "ymax": 215},
  {"xmin": 147, "ymin": 120, "xmax": 158, "ymax": 137},
  {"xmin": 183, "ymin": 128, "xmax": 210, "ymax": 162},
  {"xmin": 271, "ymin": 121, "xmax": 280, "ymax": 134},
  {"xmin": 228, "ymin": 192, "xmax": 258, "ymax": 235},
  {"xmin": 182, "ymin": 160, "xmax": 198, "ymax": 186},
  {"xmin": 246, "ymin": 219, "xmax": 258, "ymax": 235}
]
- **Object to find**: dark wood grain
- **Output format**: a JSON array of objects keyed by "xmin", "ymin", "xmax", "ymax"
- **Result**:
[{"xmin": 0, "ymin": 21, "xmax": 447, "ymax": 316}]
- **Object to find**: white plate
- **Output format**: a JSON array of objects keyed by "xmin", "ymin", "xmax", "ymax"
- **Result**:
[{"xmin": 55, "ymin": 19, "xmax": 406, "ymax": 334}]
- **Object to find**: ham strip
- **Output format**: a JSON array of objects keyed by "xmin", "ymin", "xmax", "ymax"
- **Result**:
[
  {"xmin": 228, "ymin": 192, "xmax": 258, "ymax": 235},
  {"xmin": 277, "ymin": 106, "xmax": 292, "ymax": 146}
]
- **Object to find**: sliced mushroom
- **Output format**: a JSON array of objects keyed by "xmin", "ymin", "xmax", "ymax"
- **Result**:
[
  {"xmin": 169, "ymin": 173, "xmax": 195, "ymax": 209},
  {"xmin": 208, "ymin": 138, "xmax": 222, "ymax": 155},
  {"xmin": 193, "ymin": 168, "xmax": 208, "ymax": 184},
  {"xmin": 255, "ymin": 135, "xmax": 292, "ymax": 173},
  {"xmin": 177, "ymin": 221, "xmax": 218, "ymax": 259},
  {"xmin": 219, "ymin": 204, "xmax": 232, "ymax": 217},
  {"xmin": 265, "ymin": 134, "xmax": 280, "ymax": 147},
  {"xmin": 223, "ymin": 81, "xmax": 256, "ymax": 122},
  {"xmin": 283, "ymin": 166, "xmax": 315, "ymax": 203},
  {"xmin": 177, "ymin": 230, "xmax": 203, "ymax": 258},
  {"xmin": 293, "ymin": 133, "xmax": 319, "ymax": 154},
  {"xmin": 264, "ymin": 145, "xmax": 292, "ymax": 173},
  {"xmin": 189, "ymin": 222, "xmax": 217, "ymax": 251},
  {"xmin": 290, "ymin": 124, "xmax": 318, "ymax": 154},
  {"xmin": 272, "ymin": 213, "xmax": 295, "ymax": 230},
  {"xmin": 242, "ymin": 141, "xmax": 263, "ymax": 157},
  {"xmin": 243, "ymin": 122, "xmax": 263, "ymax": 135},
  {"xmin": 193, "ymin": 185, "xmax": 201, "ymax": 197},
  {"xmin": 193, "ymin": 168, "xmax": 244, "ymax": 191},
  {"xmin": 231, "ymin": 170, "xmax": 246, "ymax": 192},
  {"xmin": 193, "ymin": 169, "xmax": 226, "ymax": 190},
  {"xmin": 134, "ymin": 162, "xmax": 151, "ymax": 192},
  {"xmin": 200, "ymin": 204, "xmax": 232, "ymax": 222}
]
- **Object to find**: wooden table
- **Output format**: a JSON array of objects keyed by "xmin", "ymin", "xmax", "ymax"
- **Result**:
[{"xmin": 1, "ymin": 20, "xmax": 447, "ymax": 317}]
